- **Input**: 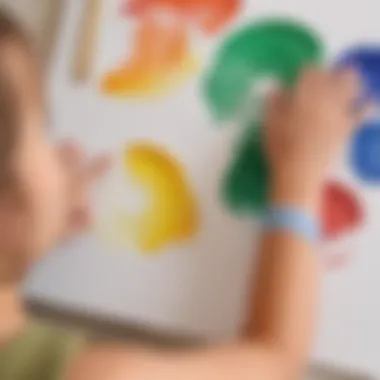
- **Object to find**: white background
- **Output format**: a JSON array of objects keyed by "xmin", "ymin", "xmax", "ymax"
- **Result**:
[{"xmin": 24, "ymin": 0, "xmax": 380, "ymax": 376}]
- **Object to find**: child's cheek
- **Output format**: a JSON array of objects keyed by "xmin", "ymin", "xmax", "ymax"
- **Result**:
[{"xmin": 25, "ymin": 137, "xmax": 68, "ymax": 257}]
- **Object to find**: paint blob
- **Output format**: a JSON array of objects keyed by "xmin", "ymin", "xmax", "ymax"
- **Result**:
[
  {"xmin": 123, "ymin": 0, "xmax": 241, "ymax": 35},
  {"xmin": 351, "ymin": 121, "xmax": 380, "ymax": 183},
  {"xmin": 321, "ymin": 181, "xmax": 364, "ymax": 271},
  {"xmin": 117, "ymin": 143, "xmax": 199, "ymax": 253},
  {"xmin": 222, "ymin": 124, "xmax": 269, "ymax": 213},
  {"xmin": 337, "ymin": 46, "xmax": 380, "ymax": 103},
  {"xmin": 322, "ymin": 181, "xmax": 363, "ymax": 240},
  {"xmin": 204, "ymin": 18, "xmax": 324, "ymax": 213},
  {"xmin": 101, "ymin": 0, "xmax": 240, "ymax": 97},
  {"xmin": 203, "ymin": 18, "xmax": 324, "ymax": 121}
]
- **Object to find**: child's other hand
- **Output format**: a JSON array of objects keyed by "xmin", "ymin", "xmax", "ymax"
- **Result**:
[
  {"xmin": 58, "ymin": 141, "xmax": 111, "ymax": 239},
  {"xmin": 265, "ymin": 68, "xmax": 369, "ymax": 208}
]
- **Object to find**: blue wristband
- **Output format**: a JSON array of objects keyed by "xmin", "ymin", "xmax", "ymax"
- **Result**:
[{"xmin": 262, "ymin": 206, "xmax": 321, "ymax": 244}]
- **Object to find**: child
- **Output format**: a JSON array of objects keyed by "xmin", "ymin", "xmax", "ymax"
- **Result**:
[{"xmin": 0, "ymin": 7, "xmax": 367, "ymax": 380}]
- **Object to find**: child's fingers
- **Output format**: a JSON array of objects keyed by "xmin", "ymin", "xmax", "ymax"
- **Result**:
[
  {"xmin": 297, "ymin": 66, "xmax": 329, "ymax": 92},
  {"xmin": 353, "ymin": 102, "xmax": 375, "ymax": 127},
  {"xmin": 265, "ymin": 88, "xmax": 287, "ymax": 120},
  {"xmin": 84, "ymin": 155, "xmax": 112, "ymax": 184},
  {"xmin": 58, "ymin": 140, "xmax": 86, "ymax": 170},
  {"xmin": 70, "ymin": 207, "xmax": 93, "ymax": 231},
  {"xmin": 334, "ymin": 68, "xmax": 361, "ymax": 104},
  {"xmin": 58, "ymin": 140, "xmax": 110, "ymax": 183}
]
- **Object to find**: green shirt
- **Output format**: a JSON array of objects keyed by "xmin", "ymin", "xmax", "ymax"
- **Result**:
[{"xmin": 0, "ymin": 323, "xmax": 86, "ymax": 380}]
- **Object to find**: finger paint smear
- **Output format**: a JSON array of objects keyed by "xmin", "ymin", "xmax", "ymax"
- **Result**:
[
  {"xmin": 322, "ymin": 182, "xmax": 363, "ymax": 241},
  {"xmin": 100, "ymin": 143, "xmax": 199, "ymax": 255},
  {"xmin": 351, "ymin": 121, "xmax": 380, "ymax": 183},
  {"xmin": 202, "ymin": 19, "xmax": 367, "ymax": 269},
  {"xmin": 321, "ymin": 181, "xmax": 364, "ymax": 270},
  {"xmin": 203, "ymin": 18, "xmax": 324, "ymax": 213},
  {"xmin": 101, "ymin": 0, "xmax": 241, "ymax": 97}
]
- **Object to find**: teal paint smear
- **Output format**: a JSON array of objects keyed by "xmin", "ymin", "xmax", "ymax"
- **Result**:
[{"xmin": 203, "ymin": 18, "xmax": 325, "ymax": 214}]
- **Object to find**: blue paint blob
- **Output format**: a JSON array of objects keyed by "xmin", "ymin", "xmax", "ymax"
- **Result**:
[
  {"xmin": 337, "ymin": 46, "xmax": 380, "ymax": 103},
  {"xmin": 351, "ymin": 121, "xmax": 380, "ymax": 182}
]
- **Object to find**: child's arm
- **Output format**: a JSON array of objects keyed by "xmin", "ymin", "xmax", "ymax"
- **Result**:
[
  {"xmin": 66, "ymin": 67, "xmax": 365, "ymax": 380},
  {"xmin": 65, "ymin": 176, "xmax": 319, "ymax": 380},
  {"xmin": 67, "ymin": 218, "xmax": 317, "ymax": 380}
]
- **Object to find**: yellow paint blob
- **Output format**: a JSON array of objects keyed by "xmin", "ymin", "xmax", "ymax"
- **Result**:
[{"xmin": 118, "ymin": 143, "xmax": 199, "ymax": 253}]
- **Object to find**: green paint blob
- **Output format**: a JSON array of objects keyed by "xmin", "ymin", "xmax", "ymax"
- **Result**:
[
  {"xmin": 204, "ymin": 18, "xmax": 324, "ymax": 121},
  {"xmin": 203, "ymin": 18, "xmax": 325, "ymax": 214},
  {"xmin": 222, "ymin": 124, "xmax": 269, "ymax": 213}
]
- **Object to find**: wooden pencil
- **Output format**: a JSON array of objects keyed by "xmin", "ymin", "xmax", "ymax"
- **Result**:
[{"xmin": 71, "ymin": 0, "xmax": 102, "ymax": 83}]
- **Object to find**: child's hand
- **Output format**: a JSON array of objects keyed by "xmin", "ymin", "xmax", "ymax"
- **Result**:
[
  {"xmin": 58, "ymin": 141, "xmax": 111, "ymax": 239},
  {"xmin": 265, "ymin": 68, "xmax": 369, "ymax": 209}
]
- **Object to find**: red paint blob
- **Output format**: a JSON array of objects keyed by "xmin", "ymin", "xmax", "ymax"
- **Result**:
[
  {"xmin": 322, "ymin": 182, "xmax": 363, "ymax": 240},
  {"xmin": 120, "ymin": 0, "xmax": 241, "ymax": 34}
]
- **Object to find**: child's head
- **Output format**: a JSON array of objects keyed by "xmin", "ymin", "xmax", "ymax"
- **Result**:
[{"xmin": 0, "ymin": 9, "xmax": 69, "ymax": 284}]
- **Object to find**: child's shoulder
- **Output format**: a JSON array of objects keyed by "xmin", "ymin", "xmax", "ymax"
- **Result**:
[{"xmin": 0, "ymin": 322, "xmax": 87, "ymax": 380}]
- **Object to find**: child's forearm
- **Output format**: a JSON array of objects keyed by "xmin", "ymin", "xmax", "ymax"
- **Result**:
[
  {"xmin": 67, "ymin": 67, "xmax": 363, "ymax": 380},
  {"xmin": 245, "ymin": 169, "xmax": 322, "ymax": 376},
  {"xmin": 68, "ymin": 174, "xmax": 322, "ymax": 380}
]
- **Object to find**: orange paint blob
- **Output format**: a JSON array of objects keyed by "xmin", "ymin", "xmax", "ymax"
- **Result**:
[
  {"xmin": 101, "ymin": 0, "xmax": 241, "ymax": 97},
  {"xmin": 101, "ymin": 15, "xmax": 197, "ymax": 96}
]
